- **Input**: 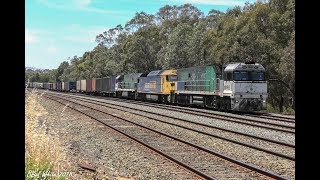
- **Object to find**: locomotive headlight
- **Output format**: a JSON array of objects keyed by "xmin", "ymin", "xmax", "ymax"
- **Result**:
[
  {"xmin": 263, "ymin": 100, "xmax": 266, "ymax": 103},
  {"xmin": 235, "ymin": 100, "xmax": 239, "ymax": 103}
]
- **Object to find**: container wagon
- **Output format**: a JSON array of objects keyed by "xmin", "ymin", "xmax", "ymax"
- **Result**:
[
  {"xmin": 92, "ymin": 78, "xmax": 96, "ymax": 94},
  {"xmin": 80, "ymin": 79, "xmax": 86, "ymax": 93},
  {"xmin": 86, "ymin": 79, "xmax": 92, "ymax": 94},
  {"xmin": 52, "ymin": 83, "xmax": 57, "ymax": 90},
  {"xmin": 76, "ymin": 80, "xmax": 81, "ymax": 92},
  {"xmin": 65, "ymin": 81, "xmax": 76, "ymax": 92},
  {"xmin": 96, "ymin": 78, "xmax": 103, "ymax": 95},
  {"xmin": 57, "ymin": 82, "xmax": 62, "ymax": 91},
  {"xmin": 62, "ymin": 82, "xmax": 65, "ymax": 91},
  {"xmin": 102, "ymin": 76, "xmax": 116, "ymax": 96}
]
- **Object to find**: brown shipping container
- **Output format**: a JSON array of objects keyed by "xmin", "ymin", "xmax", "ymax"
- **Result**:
[
  {"xmin": 86, "ymin": 79, "xmax": 92, "ymax": 92},
  {"xmin": 92, "ymin": 78, "xmax": 96, "ymax": 92}
]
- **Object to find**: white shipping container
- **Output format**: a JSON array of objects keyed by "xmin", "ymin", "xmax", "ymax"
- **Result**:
[
  {"xmin": 37, "ymin": 83, "xmax": 43, "ymax": 88},
  {"xmin": 76, "ymin": 81, "xmax": 81, "ymax": 92},
  {"xmin": 80, "ymin": 79, "xmax": 87, "ymax": 92}
]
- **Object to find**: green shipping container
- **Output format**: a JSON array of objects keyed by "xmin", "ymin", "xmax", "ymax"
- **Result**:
[{"xmin": 176, "ymin": 65, "xmax": 221, "ymax": 93}]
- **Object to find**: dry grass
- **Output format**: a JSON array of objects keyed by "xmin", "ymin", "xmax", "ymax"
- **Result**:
[
  {"xmin": 25, "ymin": 89, "xmax": 72, "ymax": 179},
  {"xmin": 25, "ymin": 89, "xmax": 145, "ymax": 180}
]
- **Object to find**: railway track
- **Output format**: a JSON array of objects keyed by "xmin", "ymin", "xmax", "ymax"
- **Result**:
[
  {"xmin": 105, "ymin": 98, "xmax": 295, "ymax": 133},
  {"xmin": 243, "ymin": 112, "xmax": 295, "ymax": 122},
  {"xmin": 54, "ymin": 90, "xmax": 295, "ymax": 135},
  {"xmin": 61, "ymin": 91, "xmax": 295, "ymax": 131},
  {"xmin": 29, "ymin": 88, "xmax": 295, "ymax": 124},
  {"xmin": 47, "ymin": 91, "xmax": 295, "ymax": 161},
  {"xmin": 125, "ymin": 100, "xmax": 295, "ymax": 124},
  {"xmin": 40, "ymin": 92, "xmax": 289, "ymax": 180},
  {"xmin": 96, "ymin": 95, "xmax": 295, "ymax": 124},
  {"xmin": 45, "ymin": 91, "xmax": 295, "ymax": 147}
]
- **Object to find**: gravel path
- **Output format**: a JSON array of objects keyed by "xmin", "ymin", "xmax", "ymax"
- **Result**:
[{"xmin": 33, "ymin": 92, "xmax": 201, "ymax": 179}]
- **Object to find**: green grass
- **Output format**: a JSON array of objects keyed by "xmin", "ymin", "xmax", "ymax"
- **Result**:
[
  {"xmin": 266, "ymin": 103, "xmax": 295, "ymax": 115},
  {"xmin": 26, "ymin": 158, "xmax": 67, "ymax": 180},
  {"xmin": 25, "ymin": 158, "xmax": 53, "ymax": 180}
]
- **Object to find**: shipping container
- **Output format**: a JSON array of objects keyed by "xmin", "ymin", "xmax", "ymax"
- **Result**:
[
  {"xmin": 80, "ymin": 79, "xmax": 87, "ymax": 92},
  {"xmin": 57, "ymin": 82, "xmax": 62, "ymax": 91},
  {"xmin": 64, "ymin": 82, "xmax": 68, "ymax": 91},
  {"xmin": 96, "ymin": 78, "xmax": 103, "ymax": 93},
  {"xmin": 65, "ymin": 82, "xmax": 68, "ymax": 91},
  {"xmin": 44, "ymin": 83, "xmax": 50, "ymax": 89},
  {"xmin": 86, "ymin": 79, "xmax": 92, "ymax": 92},
  {"xmin": 69, "ymin": 81, "xmax": 76, "ymax": 91},
  {"xmin": 62, "ymin": 82, "xmax": 65, "ymax": 91},
  {"xmin": 102, "ymin": 76, "xmax": 116, "ymax": 92},
  {"xmin": 36, "ymin": 83, "xmax": 43, "ymax": 89},
  {"xmin": 76, "ymin": 80, "xmax": 81, "ymax": 92},
  {"xmin": 92, "ymin": 78, "xmax": 96, "ymax": 92}
]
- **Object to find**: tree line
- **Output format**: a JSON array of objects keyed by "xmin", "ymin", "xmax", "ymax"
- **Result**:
[{"xmin": 26, "ymin": 0, "xmax": 295, "ymax": 113}]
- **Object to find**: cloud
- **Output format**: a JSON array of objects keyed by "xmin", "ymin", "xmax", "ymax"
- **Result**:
[
  {"xmin": 38, "ymin": 0, "xmax": 123, "ymax": 15},
  {"xmin": 47, "ymin": 45, "xmax": 57, "ymax": 53},
  {"xmin": 26, "ymin": 28, "xmax": 52, "ymax": 44},
  {"xmin": 63, "ymin": 24, "xmax": 108, "ymax": 43},
  {"xmin": 78, "ymin": 0, "xmax": 91, "ymax": 6},
  {"xmin": 162, "ymin": 0, "xmax": 254, "ymax": 6},
  {"xmin": 25, "ymin": 29, "xmax": 37, "ymax": 44}
]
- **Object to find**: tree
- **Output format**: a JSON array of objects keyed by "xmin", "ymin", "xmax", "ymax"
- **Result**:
[{"xmin": 30, "ymin": 1, "xmax": 295, "ymax": 113}]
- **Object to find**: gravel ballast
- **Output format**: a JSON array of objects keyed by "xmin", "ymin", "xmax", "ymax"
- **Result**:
[
  {"xmin": 28, "ymin": 91, "xmax": 200, "ymax": 179},
  {"xmin": 65, "ymin": 94, "xmax": 295, "ymax": 180},
  {"xmin": 35, "ymin": 90, "xmax": 295, "ymax": 179}
]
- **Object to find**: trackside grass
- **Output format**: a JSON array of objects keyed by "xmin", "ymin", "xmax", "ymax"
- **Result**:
[{"xmin": 25, "ymin": 89, "xmax": 72, "ymax": 179}]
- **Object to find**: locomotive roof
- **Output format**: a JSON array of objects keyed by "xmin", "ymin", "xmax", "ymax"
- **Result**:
[
  {"xmin": 147, "ymin": 70, "xmax": 164, "ymax": 76},
  {"xmin": 147, "ymin": 69, "xmax": 177, "ymax": 76},
  {"xmin": 224, "ymin": 63, "xmax": 265, "ymax": 71}
]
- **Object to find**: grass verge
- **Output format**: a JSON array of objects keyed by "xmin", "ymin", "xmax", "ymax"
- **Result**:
[{"xmin": 25, "ymin": 89, "xmax": 72, "ymax": 179}]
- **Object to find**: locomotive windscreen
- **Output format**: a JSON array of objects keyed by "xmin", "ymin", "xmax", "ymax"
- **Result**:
[{"xmin": 233, "ymin": 71, "xmax": 265, "ymax": 81}]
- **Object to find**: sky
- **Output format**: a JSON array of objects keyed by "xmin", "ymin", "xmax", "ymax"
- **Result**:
[{"xmin": 26, "ymin": 0, "xmax": 257, "ymax": 69}]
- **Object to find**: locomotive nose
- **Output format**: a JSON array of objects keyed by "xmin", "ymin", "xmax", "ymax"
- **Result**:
[
  {"xmin": 247, "ymin": 99, "xmax": 258, "ymax": 110},
  {"xmin": 250, "ymin": 100, "xmax": 256, "ymax": 107}
]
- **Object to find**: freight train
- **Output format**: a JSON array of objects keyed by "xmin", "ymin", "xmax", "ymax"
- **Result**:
[{"xmin": 27, "ymin": 62, "xmax": 267, "ymax": 112}]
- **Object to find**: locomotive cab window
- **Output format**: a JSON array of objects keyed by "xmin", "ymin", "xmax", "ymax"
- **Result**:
[
  {"xmin": 233, "ymin": 71, "xmax": 248, "ymax": 81},
  {"xmin": 250, "ymin": 71, "xmax": 265, "ymax": 81},
  {"xmin": 224, "ymin": 72, "xmax": 233, "ymax": 81},
  {"xmin": 166, "ymin": 75, "xmax": 177, "ymax": 81},
  {"xmin": 233, "ymin": 71, "xmax": 265, "ymax": 81}
]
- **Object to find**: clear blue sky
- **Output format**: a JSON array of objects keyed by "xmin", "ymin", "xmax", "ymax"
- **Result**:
[{"xmin": 26, "ymin": 0, "xmax": 256, "ymax": 69}]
